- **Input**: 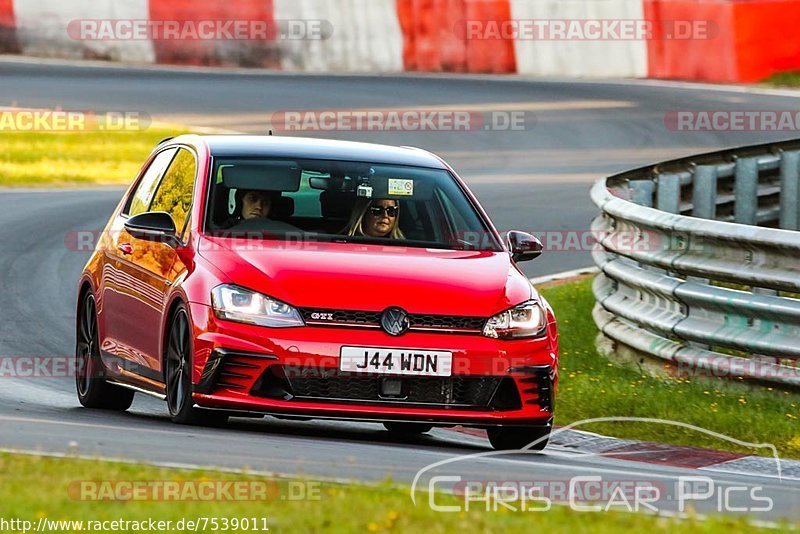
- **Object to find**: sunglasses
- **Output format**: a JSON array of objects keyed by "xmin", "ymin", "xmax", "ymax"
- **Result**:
[{"xmin": 369, "ymin": 205, "xmax": 398, "ymax": 218}]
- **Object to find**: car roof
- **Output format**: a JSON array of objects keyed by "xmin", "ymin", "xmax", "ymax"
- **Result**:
[{"xmin": 167, "ymin": 135, "xmax": 448, "ymax": 169}]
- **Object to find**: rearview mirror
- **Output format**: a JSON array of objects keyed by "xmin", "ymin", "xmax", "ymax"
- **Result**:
[
  {"xmin": 507, "ymin": 231, "xmax": 543, "ymax": 263},
  {"xmin": 124, "ymin": 212, "xmax": 178, "ymax": 245},
  {"xmin": 308, "ymin": 176, "xmax": 330, "ymax": 190}
]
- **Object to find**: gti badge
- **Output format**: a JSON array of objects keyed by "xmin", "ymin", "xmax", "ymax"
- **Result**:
[{"xmin": 380, "ymin": 307, "xmax": 409, "ymax": 336}]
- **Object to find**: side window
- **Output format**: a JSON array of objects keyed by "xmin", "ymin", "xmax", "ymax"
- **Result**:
[
  {"xmin": 126, "ymin": 148, "xmax": 178, "ymax": 216},
  {"xmin": 149, "ymin": 148, "xmax": 197, "ymax": 238}
]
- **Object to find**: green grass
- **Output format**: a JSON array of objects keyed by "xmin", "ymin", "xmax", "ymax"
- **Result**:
[
  {"xmin": 762, "ymin": 71, "xmax": 800, "ymax": 88},
  {"xmin": 0, "ymin": 128, "xmax": 188, "ymax": 187},
  {"xmin": 540, "ymin": 278, "xmax": 800, "ymax": 459},
  {"xmin": 0, "ymin": 453, "xmax": 782, "ymax": 533}
]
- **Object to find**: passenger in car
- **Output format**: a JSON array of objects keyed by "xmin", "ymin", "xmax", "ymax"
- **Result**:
[{"xmin": 345, "ymin": 198, "xmax": 405, "ymax": 239}]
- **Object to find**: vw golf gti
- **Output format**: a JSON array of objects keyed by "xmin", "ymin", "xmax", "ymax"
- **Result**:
[{"xmin": 76, "ymin": 135, "xmax": 558, "ymax": 450}]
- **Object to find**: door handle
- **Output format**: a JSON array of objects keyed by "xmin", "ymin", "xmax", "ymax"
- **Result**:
[{"xmin": 118, "ymin": 243, "xmax": 134, "ymax": 255}]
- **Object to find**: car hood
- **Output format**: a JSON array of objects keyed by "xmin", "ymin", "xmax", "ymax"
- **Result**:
[{"xmin": 198, "ymin": 237, "xmax": 534, "ymax": 317}]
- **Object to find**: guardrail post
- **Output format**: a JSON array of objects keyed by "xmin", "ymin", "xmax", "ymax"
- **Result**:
[
  {"xmin": 692, "ymin": 165, "xmax": 718, "ymax": 219},
  {"xmin": 657, "ymin": 174, "xmax": 681, "ymax": 214},
  {"xmin": 734, "ymin": 157, "xmax": 759, "ymax": 225},
  {"xmin": 632, "ymin": 178, "xmax": 662, "ymax": 274},
  {"xmin": 780, "ymin": 150, "xmax": 800, "ymax": 230},
  {"xmin": 593, "ymin": 142, "xmax": 800, "ymax": 390},
  {"xmin": 630, "ymin": 180, "xmax": 655, "ymax": 207}
]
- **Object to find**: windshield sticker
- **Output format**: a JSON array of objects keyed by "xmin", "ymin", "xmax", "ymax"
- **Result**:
[{"xmin": 388, "ymin": 178, "xmax": 414, "ymax": 196}]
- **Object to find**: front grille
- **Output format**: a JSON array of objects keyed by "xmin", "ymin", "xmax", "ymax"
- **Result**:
[
  {"xmin": 409, "ymin": 314, "xmax": 486, "ymax": 330},
  {"xmin": 299, "ymin": 308, "xmax": 486, "ymax": 333},
  {"xmin": 300, "ymin": 309, "xmax": 381, "ymax": 326},
  {"xmin": 254, "ymin": 365, "xmax": 503, "ymax": 409}
]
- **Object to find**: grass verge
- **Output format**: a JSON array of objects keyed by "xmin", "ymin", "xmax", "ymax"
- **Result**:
[
  {"xmin": 762, "ymin": 71, "xmax": 800, "ymax": 88},
  {"xmin": 0, "ymin": 128, "xmax": 187, "ymax": 187},
  {"xmin": 540, "ymin": 278, "xmax": 800, "ymax": 459},
  {"xmin": 0, "ymin": 453, "xmax": 781, "ymax": 533}
]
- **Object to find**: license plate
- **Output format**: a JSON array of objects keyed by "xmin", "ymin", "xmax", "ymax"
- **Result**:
[{"xmin": 339, "ymin": 346, "xmax": 452, "ymax": 377}]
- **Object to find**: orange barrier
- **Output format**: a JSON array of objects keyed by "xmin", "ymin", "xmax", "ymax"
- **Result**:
[
  {"xmin": 732, "ymin": 0, "xmax": 800, "ymax": 82},
  {"xmin": 148, "ymin": 0, "xmax": 279, "ymax": 68},
  {"xmin": 397, "ymin": 0, "xmax": 516, "ymax": 73},
  {"xmin": 645, "ymin": 0, "xmax": 800, "ymax": 83},
  {"xmin": 644, "ymin": 0, "xmax": 736, "ymax": 82},
  {"xmin": 0, "ymin": 0, "xmax": 19, "ymax": 53},
  {"xmin": 464, "ymin": 0, "xmax": 515, "ymax": 73},
  {"xmin": 397, "ymin": 0, "xmax": 465, "ymax": 71}
]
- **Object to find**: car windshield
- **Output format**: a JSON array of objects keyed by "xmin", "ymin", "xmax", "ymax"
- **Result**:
[{"xmin": 204, "ymin": 157, "xmax": 502, "ymax": 251}]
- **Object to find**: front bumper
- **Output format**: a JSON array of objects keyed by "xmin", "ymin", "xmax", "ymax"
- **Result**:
[{"xmin": 188, "ymin": 303, "xmax": 558, "ymax": 427}]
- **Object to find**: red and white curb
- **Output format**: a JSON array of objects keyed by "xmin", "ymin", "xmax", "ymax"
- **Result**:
[{"xmin": 447, "ymin": 425, "xmax": 800, "ymax": 481}]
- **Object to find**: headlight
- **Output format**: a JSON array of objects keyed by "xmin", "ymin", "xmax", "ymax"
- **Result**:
[
  {"xmin": 483, "ymin": 300, "xmax": 547, "ymax": 339},
  {"xmin": 211, "ymin": 285, "xmax": 304, "ymax": 328}
]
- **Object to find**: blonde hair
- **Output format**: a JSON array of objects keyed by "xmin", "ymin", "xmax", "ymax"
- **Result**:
[{"xmin": 345, "ymin": 198, "xmax": 405, "ymax": 239}]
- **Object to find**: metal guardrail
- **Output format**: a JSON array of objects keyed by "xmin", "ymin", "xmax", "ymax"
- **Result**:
[{"xmin": 591, "ymin": 139, "xmax": 800, "ymax": 389}]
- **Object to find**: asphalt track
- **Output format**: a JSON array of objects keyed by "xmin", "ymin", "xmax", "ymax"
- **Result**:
[{"xmin": 1, "ymin": 58, "xmax": 799, "ymax": 523}]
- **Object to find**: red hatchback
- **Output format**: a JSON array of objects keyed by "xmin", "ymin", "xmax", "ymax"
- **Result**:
[{"xmin": 76, "ymin": 135, "xmax": 558, "ymax": 450}]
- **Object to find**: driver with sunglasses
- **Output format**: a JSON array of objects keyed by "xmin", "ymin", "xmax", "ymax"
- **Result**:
[{"xmin": 344, "ymin": 197, "xmax": 405, "ymax": 239}]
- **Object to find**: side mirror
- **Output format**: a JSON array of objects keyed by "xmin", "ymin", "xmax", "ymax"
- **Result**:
[
  {"xmin": 507, "ymin": 231, "xmax": 543, "ymax": 263},
  {"xmin": 124, "ymin": 212, "xmax": 178, "ymax": 245}
]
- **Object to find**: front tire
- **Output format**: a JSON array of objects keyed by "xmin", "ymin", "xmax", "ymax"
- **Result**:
[
  {"xmin": 487, "ymin": 425, "xmax": 550, "ymax": 451},
  {"xmin": 75, "ymin": 292, "xmax": 134, "ymax": 411},
  {"xmin": 165, "ymin": 305, "xmax": 227, "ymax": 426}
]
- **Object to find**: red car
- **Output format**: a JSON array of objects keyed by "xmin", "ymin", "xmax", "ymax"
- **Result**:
[{"xmin": 76, "ymin": 135, "xmax": 558, "ymax": 450}]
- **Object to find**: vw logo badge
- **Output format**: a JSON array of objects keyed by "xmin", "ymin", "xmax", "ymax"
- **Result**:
[{"xmin": 380, "ymin": 307, "xmax": 409, "ymax": 336}]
